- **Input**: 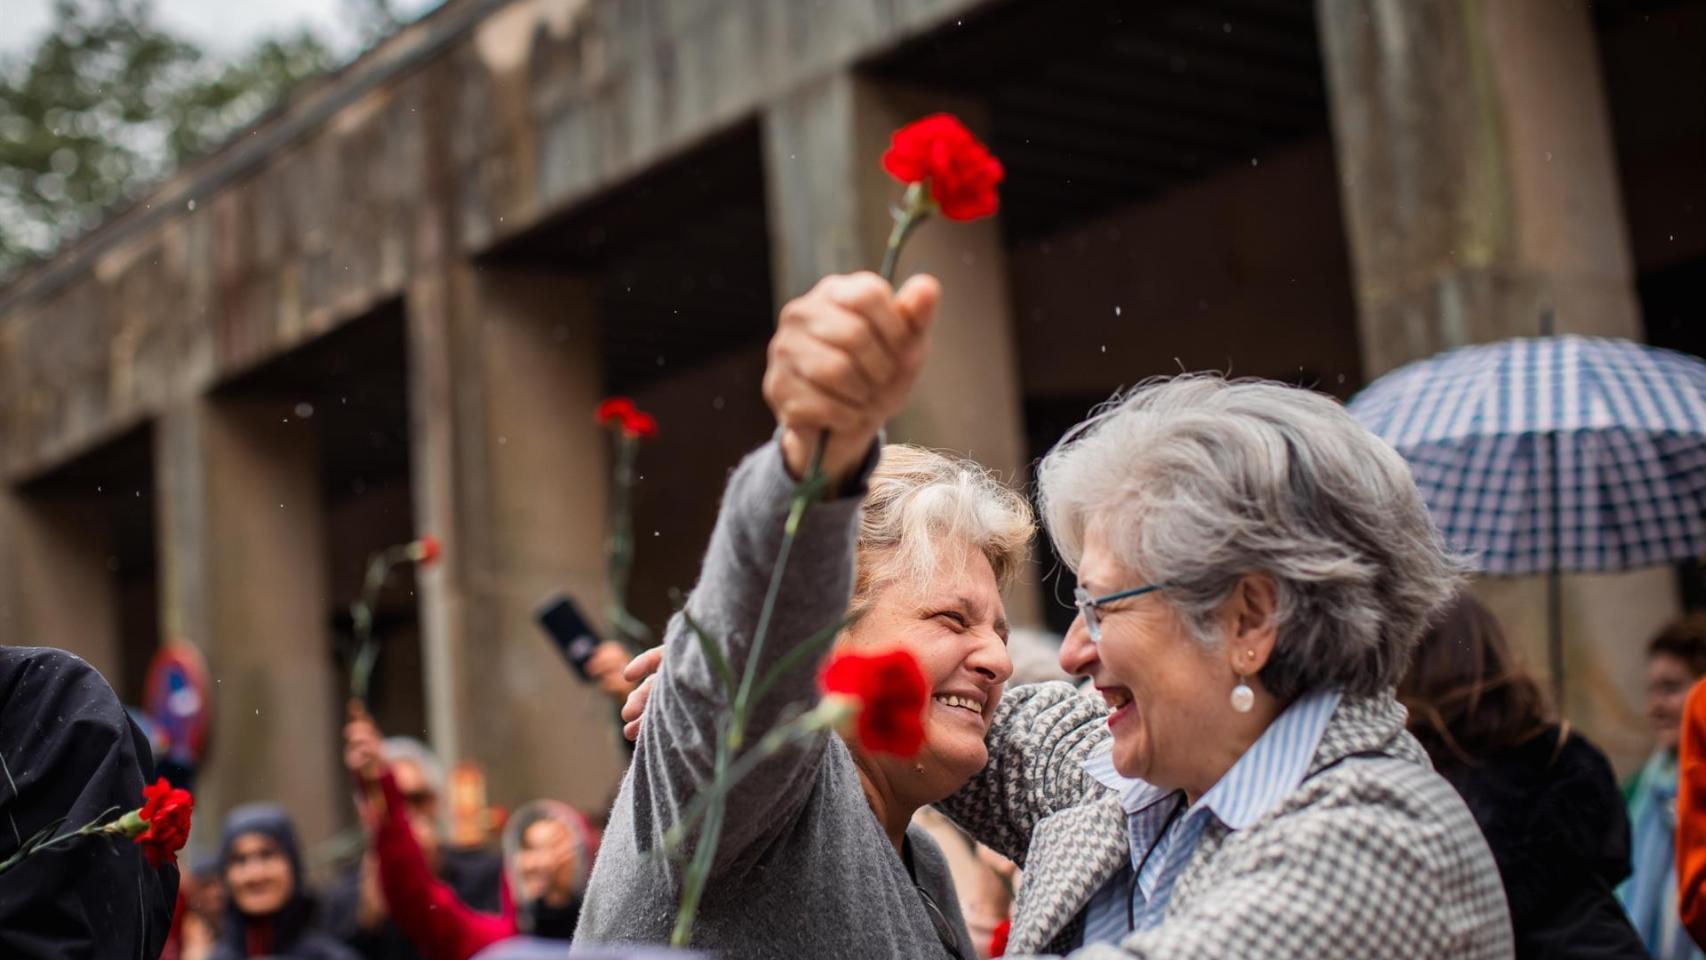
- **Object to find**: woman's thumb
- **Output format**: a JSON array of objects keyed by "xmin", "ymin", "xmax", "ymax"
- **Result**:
[{"xmin": 893, "ymin": 273, "xmax": 941, "ymax": 336}]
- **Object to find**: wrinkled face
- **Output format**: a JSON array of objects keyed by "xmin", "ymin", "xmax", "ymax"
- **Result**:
[
  {"xmin": 1647, "ymin": 654, "xmax": 1699, "ymax": 752},
  {"xmin": 1059, "ymin": 527, "xmax": 1231, "ymax": 786},
  {"xmin": 840, "ymin": 540, "xmax": 1013, "ymax": 802},
  {"xmin": 391, "ymin": 759, "xmax": 441, "ymax": 867},
  {"xmin": 225, "ymin": 833, "xmax": 292, "ymax": 917},
  {"xmin": 516, "ymin": 818, "xmax": 576, "ymax": 904}
]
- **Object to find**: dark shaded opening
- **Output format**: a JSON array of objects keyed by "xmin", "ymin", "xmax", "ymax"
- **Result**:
[
  {"xmin": 216, "ymin": 302, "xmax": 427, "ymax": 739},
  {"xmin": 15, "ymin": 425, "xmax": 159, "ymax": 703},
  {"xmin": 1596, "ymin": 0, "xmax": 1706, "ymax": 606}
]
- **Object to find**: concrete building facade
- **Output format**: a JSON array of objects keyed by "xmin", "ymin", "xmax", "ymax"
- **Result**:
[{"xmin": 1, "ymin": 0, "xmax": 1701, "ymax": 852}]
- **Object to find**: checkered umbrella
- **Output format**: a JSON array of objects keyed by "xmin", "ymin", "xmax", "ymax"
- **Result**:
[{"xmin": 1348, "ymin": 335, "xmax": 1706, "ymax": 576}]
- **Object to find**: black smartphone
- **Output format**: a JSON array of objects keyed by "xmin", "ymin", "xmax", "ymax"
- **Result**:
[{"xmin": 535, "ymin": 593, "xmax": 602, "ymax": 682}]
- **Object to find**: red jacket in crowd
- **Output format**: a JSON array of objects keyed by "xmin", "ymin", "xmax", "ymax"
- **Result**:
[
  {"xmin": 1678, "ymin": 678, "xmax": 1706, "ymax": 949},
  {"xmin": 367, "ymin": 769, "xmax": 518, "ymax": 960}
]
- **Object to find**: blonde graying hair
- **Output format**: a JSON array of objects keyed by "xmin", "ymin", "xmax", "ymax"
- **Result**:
[
  {"xmin": 1037, "ymin": 376, "xmax": 1462, "ymax": 701},
  {"xmin": 852, "ymin": 444, "xmax": 1035, "ymax": 611}
]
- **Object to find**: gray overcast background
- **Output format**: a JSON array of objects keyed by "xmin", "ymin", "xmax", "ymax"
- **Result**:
[{"xmin": 1, "ymin": 0, "xmax": 443, "ymax": 60}]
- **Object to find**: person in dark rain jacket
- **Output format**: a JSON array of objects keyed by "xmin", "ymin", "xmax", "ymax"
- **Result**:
[
  {"xmin": 0, "ymin": 645, "xmax": 179, "ymax": 959},
  {"xmin": 1399, "ymin": 593, "xmax": 1645, "ymax": 959}
]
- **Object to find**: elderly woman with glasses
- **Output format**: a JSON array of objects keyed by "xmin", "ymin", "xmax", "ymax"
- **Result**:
[{"xmin": 937, "ymin": 377, "xmax": 1515, "ymax": 959}]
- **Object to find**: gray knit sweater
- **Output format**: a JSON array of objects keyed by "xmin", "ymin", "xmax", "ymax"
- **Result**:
[{"xmin": 575, "ymin": 442, "xmax": 976, "ymax": 959}]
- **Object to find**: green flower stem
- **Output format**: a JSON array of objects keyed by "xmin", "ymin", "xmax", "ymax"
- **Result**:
[
  {"xmin": 662, "ymin": 702, "xmax": 848, "ymax": 856},
  {"xmin": 671, "ymin": 441, "xmax": 829, "ymax": 947},
  {"xmin": 670, "ymin": 173, "xmax": 934, "ymax": 949},
  {"xmin": 878, "ymin": 182, "xmax": 930, "ymax": 284},
  {"xmin": 0, "ymin": 806, "xmax": 128, "ymax": 876},
  {"xmin": 727, "ymin": 440, "xmax": 828, "ymax": 751},
  {"xmin": 667, "ymin": 702, "xmax": 850, "ymax": 947},
  {"xmin": 350, "ymin": 545, "xmax": 411, "ymax": 706},
  {"xmin": 606, "ymin": 433, "xmax": 648, "ymax": 649}
]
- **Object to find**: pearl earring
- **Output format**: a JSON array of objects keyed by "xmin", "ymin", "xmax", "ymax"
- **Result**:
[
  {"xmin": 1230, "ymin": 677, "xmax": 1254, "ymax": 713},
  {"xmin": 1230, "ymin": 650, "xmax": 1256, "ymax": 713},
  {"xmin": 914, "ymin": 762, "xmax": 926, "ymax": 774}
]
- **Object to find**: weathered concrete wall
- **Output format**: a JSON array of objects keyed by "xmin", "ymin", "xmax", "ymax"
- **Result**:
[{"xmin": 0, "ymin": 0, "xmax": 995, "ymax": 487}]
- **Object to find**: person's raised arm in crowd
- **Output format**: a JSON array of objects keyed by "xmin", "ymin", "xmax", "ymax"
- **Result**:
[{"xmin": 344, "ymin": 702, "xmax": 516, "ymax": 960}]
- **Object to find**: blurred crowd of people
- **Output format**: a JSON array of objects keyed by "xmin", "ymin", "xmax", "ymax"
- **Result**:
[
  {"xmin": 129, "ymin": 603, "xmax": 1706, "ymax": 960},
  {"xmin": 150, "ymin": 645, "xmax": 636, "ymax": 960}
]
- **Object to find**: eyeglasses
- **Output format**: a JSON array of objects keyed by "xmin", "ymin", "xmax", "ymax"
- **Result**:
[{"xmin": 1073, "ymin": 583, "xmax": 1166, "ymax": 643}]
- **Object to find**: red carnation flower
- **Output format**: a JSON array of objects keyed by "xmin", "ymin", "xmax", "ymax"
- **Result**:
[
  {"xmin": 135, "ymin": 778, "xmax": 194, "ymax": 868},
  {"xmin": 621, "ymin": 410, "xmax": 658, "ymax": 439},
  {"xmin": 881, "ymin": 114, "xmax": 1004, "ymax": 222},
  {"xmin": 596, "ymin": 397, "xmax": 637, "ymax": 426},
  {"xmin": 412, "ymin": 535, "xmax": 442, "ymax": 567},
  {"xmin": 820, "ymin": 649, "xmax": 929, "ymax": 756}
]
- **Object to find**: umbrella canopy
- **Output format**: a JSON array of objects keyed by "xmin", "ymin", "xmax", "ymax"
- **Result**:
[{"xmin": 1348, "ymin": 335, "xmax": 1706, "ymax": 576}]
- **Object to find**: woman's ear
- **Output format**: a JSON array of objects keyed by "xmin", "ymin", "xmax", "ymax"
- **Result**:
[{"xmin": 1227, "ymin": 574, "xmax": 1279, "ymax": 674}]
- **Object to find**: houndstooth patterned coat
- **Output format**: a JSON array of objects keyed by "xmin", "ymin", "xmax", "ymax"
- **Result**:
[{"xmin": 936, "ymin": 682, "xmax": 1514, "ymax": 959}]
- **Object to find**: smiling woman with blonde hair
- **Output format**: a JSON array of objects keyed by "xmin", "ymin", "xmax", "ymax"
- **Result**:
[{"xmin": 576, "ymin": 270, "xmax": 1036, "ymax": 959}]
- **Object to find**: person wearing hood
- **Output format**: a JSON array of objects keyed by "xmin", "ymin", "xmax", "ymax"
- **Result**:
[
  {"xmin": 502, "ymin": 801, "xmax": 596, "ymax": 941},
  {"xmin": 210, "ymin": 804, "xmax": 358, "ymax": 960},
  {"xmin": 0, "ymin": 645, "xmax": 179, "ymax": 959}
]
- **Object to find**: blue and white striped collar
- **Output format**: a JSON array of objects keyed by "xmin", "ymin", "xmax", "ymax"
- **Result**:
[{"xmin": 1081, "ymin": 688, "xmax": 1344, "ymax": 830}]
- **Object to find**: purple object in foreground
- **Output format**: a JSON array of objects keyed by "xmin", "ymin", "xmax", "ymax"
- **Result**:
[{"xmin": 470, "ymin": 939, "xmax": 707, "ymax": 960}]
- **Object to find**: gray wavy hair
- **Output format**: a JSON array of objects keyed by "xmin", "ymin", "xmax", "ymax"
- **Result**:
[
  {"xmin": 852, "ymin": 444, "xmax": 1035, "ymax": 612},
  {"xmin": 1036, "ymin": 376, "xmax": 1461, "ymax": 701}
]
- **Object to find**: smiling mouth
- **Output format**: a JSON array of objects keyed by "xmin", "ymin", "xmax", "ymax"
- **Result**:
[
  {"xmin": 1099, "ymin": 687, "xmax": 1132, "ymax": 710},
  {"xmin": 934, "ymin": 693, "xmax": 984, "ymax": 715}
]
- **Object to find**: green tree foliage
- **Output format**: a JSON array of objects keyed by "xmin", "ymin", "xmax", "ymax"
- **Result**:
[{"xmin": 0, "ymin": 0, "xmax": 334, "ymax": 281}]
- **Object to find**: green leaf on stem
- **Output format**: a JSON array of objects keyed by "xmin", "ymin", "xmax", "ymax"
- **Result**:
[
  {"xmin": 677, "ymin": 603, "xmax": 739, "ymax": 702},
  {"xmin": 747, "ymin": 608, "xmax": 864, "ymax": 712}
]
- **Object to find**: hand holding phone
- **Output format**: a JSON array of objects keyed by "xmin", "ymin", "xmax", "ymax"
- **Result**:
[{"xmin": 535, "ymin": 593, "xmax": 602, "ymax": 681}]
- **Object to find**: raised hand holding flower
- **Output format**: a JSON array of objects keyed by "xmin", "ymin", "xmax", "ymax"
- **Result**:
[{"xmin": 662, "ymin": 112, "xmax": 1001, "ymax": 949}]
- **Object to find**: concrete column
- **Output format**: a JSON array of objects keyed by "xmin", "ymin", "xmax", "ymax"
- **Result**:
[
  {"xmin": 1317, "ymin": 0, "xmax": 1676, "ymax": 770},
  {"xmin": 154, "ymin": 398, "xmax": 344, "ymax": 848},
  {"xmin": 1318, "ymin": 0, "xmax": 1642, "ymax": 372},
  {"xmin": 763, "ymin": 73, "xmax": 1040, "ymax": 624},
  {"xmin": 405, "ymin": 263, "xmax": 627, "ymax": 813},
  {"xmin": 0, "ymin": 490, "xmax": 122, "ymax": 682}
]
